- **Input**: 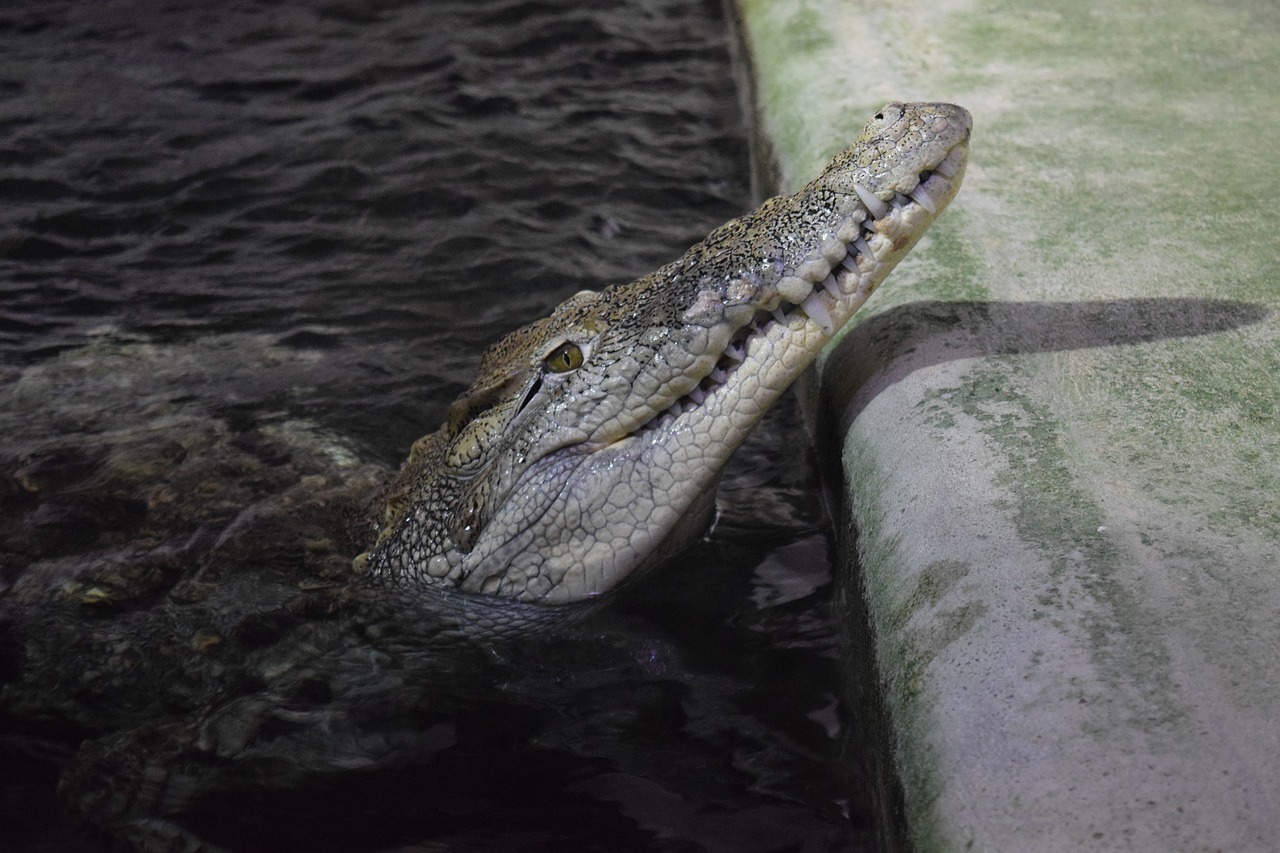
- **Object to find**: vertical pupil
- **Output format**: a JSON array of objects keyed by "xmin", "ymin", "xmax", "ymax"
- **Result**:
[{"xmin": 546, "ymin": 343, "xmax": 581, "ymax": 372}]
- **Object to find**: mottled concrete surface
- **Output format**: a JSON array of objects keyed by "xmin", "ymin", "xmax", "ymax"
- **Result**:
[{"xmin": 734, "ymin": 0, "xmax": 1280, "ymax": 850}]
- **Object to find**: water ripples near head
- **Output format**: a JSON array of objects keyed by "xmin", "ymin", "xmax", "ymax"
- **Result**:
[
  {"xmin": 0, "ymin": 1, "xmax": 747, "ymax": 442},
  {"xmin": 0, "ymin": 2, "xmax": 869, "ymax": 850}
]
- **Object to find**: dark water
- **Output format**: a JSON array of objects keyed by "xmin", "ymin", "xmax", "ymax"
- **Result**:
[{"xmin": 0, "ymin": 1, "xmax": 870, "ymax": 849}]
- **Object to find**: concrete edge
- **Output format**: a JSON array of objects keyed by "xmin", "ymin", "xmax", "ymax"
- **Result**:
[{"xmin": 730, "ymin": 0, "xmax": 1280, "ymax": 851}]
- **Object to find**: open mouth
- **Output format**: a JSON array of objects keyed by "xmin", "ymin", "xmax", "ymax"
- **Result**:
[{"xmin": 639, "ymin": 140, "xmax": 969, "ymax": 435}]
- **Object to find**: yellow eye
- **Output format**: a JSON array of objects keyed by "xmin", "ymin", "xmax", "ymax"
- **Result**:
[{"xmin": 543, "ymin": 341, "xmax": 584, "ymax": 373}]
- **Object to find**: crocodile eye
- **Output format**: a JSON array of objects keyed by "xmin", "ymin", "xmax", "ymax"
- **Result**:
[{"xmin": 543, "ymin": 342, "xmax": 584, "ymax": 373}]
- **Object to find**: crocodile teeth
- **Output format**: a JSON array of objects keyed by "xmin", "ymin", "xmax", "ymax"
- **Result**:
[
  {"xmin": 820, "ymin": 236, "xmax": 846, "ymax": 264},
  {"xmin": 853, "ymin": 183, "xmax": 888, "ymax": 218},
  {"xmin": 776, "ymin": 275, "xmax": 812, "ymax": 303},
  {"xmin": 666, "ymin": 161, "xmax": 941, "ymax": 429},
  {"xmin": 795, "ymin": 258, "xmax": 832, "ymax": 283},
  {"xmin": 801, "ymin": 291, "xmax": 833, "ymax": 335},
  {"xmin": 909, "ymin": 183, "xmax": 937, "ymax": 213},
  {"xmin": 933, "ymin": 148, "xmax": 962, "ymax": 177},
  {"xmin": 837, "ymin": 218, "xmax": 863, "ymax": 243}
]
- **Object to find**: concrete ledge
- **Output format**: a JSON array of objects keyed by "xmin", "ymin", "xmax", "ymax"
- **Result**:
[{"xmin": 733, "ymin": 0, "xmax": 1280, "ymax": 850}]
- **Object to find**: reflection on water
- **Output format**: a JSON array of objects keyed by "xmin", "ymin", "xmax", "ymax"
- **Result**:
[{"xmin": 0, "ymin": 0, "xmax": 869, "ymax": 849}]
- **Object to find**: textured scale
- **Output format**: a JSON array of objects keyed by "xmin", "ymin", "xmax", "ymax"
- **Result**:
[{"xmin": 362, "ymin": 101, "xmax": 972, "ymax": 607}]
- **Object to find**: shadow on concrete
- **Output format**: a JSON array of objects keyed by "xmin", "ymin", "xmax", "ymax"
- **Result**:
[
  {"xmin": 821, "ymin": 298, "xmax": 1270, "ymax": 429},
  {"xmin": 813, "ymin": 297, "xmax": 1267, "ymax": 852}
]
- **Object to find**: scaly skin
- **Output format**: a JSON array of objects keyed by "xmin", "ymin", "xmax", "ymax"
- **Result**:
[{"xmin": 362, "ymin": 101, "xmax": 971, "ymax": 607}]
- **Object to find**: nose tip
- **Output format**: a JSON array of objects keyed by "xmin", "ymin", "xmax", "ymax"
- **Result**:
[{"xmin": 938, "ymin": 103, "xmax": 973, "ymax": 136}]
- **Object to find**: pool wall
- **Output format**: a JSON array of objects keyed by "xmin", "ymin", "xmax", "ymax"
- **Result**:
[{"xmin": 731, "ymin": 0, "xmax": 1280, "ymax": 849}]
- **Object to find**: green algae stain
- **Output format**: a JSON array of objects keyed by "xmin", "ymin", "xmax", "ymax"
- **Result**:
[
  {"xmin": 907, "ymin": 560, "xmax": 972, "ymax": 612},
  {"xmin": 734, "ymin": 0, "xmax": 847, "ymax": 189},
  {"xmin": 1100, "ymin": 345, "xmax": 1280, "ymax": 543},
  {"xmin": 885, "ymin": 560, "xmax": 982, "ymax": 704},
  {"xmin": 920, "ymin": 363, "xmax": 1110, "ymax": 583},
  {"xmin": 840, "ymin": 447, "xmax": 946, "ymax": 846},
  {"xmin": 844, "ymin": 498, "xmax": 986, "ymax": 853},
  {"xmin": 897, "ymin": 602, "xmax": 987, "ymax": 702},
  {"xmin": 775, "ymin": 2, "xmax": 836, "ymax": 55},
  {"xmin": 893, "ymin": 211, "xmax": 989, "ymax": 306},
  {"xmin": 943, "ymin": 0, "xmax": 1280, "ymax": 550},
  {"xmin": 920, "ymin": 358, "xmax": 1194, "ymax": 736},
  {"xmin": 951, "ymin": 0, "xmax": 1280, "ymax": 292}
]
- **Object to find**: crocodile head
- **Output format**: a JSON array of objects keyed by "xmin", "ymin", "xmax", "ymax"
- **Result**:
[{"xmin": 359, "ymin": 102, "xmax": 971, "ymax": 610}]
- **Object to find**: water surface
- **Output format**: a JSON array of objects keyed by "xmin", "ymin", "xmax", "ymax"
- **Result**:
[{"xmin": 0, "ymin": 1, "xmax": 870, "ymax": 849}]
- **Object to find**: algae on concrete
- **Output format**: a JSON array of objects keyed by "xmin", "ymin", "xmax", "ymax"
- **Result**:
[{"xmin": 734, "ymin": 0, "xmax": 1280, "ymax": 850}]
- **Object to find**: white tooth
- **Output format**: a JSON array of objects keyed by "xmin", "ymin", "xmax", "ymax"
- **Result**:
[
  {"xmin": 853, "ymin": 183, "xmax": 888, "ymax": 218},
  {"xmin": 771, "ymin": 307, "xmax": 787, "ymax": 324},
  {"xmin": 776, "ymin": 275, "xmax": 813, "ymax": 303},
  {"xmin": 724, "ymin": 342, "xmax": 746, "ymax": 362},
  {"xmin": 796, "ymin": 258, "xmax": 831, "ymax": 283},
  {"xmin": 909, "ymin": 183, "xmax": 937, "ymax": 213},
  {"xmin": 840, "ymin": 254, "xmax": 859, "ymax": 273},
  {"xmin": 821, "ymin": 237, "xmax": 846, "ymax": 264},
  {"xmin": 821, "ymin": 273, "xmax": 840, "ymax": 298},
  {"xmin": 854, "ymin": 234, "xmax": 873, "ymax": 258},
  {"xmin": 688, "ymin": 385, "xmax": 706, "ymax": 405},
  {"xmin": 710, "ymin": 367, "xmax": 728, "ymax": 383},
  {"xmin": 801, "ymin": 291, "xmax": 834, "ymax": 335}
]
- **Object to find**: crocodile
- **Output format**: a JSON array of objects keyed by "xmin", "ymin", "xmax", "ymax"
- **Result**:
[
  {"xmin": 0, "ymin": 102, "xmax": 970, "ymax": 849},
  {"xmin": 359, "ymin": 101, "xmax": 972, "ymax": 622}
]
